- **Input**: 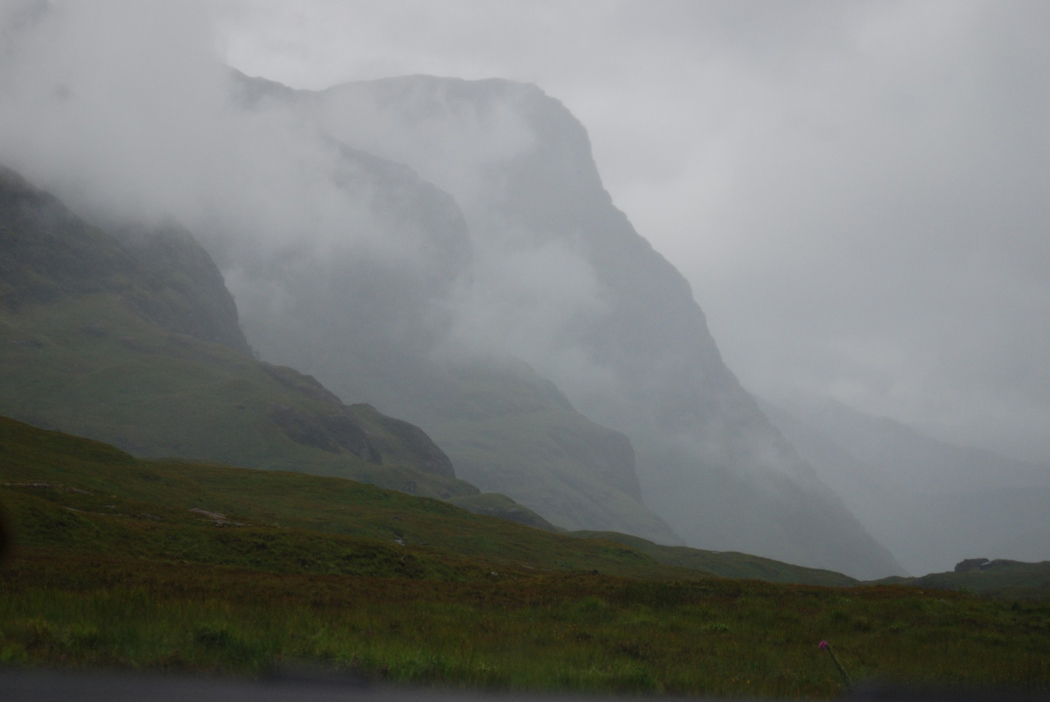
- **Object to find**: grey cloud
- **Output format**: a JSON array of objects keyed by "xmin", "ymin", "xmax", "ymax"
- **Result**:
[
  {"xmin": 0, "ymin": 1, "xmax": 435, "ymax": 266},
  {"xmin": 5, "ymin": 0, "xmax": 1048, "ymax": 469},
  {"xmin": 153, "ymin": 0, "xmax": 1050, "ymax": 464}
]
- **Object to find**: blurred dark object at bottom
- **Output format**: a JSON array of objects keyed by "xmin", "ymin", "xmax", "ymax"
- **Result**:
[{"xmin": 2, "ymin": 669, "xmax": 1048, "ymax": 702}]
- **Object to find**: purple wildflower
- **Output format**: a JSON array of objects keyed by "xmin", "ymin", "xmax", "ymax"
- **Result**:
[{"xmin": 818, "ymin": 640, "xmax": 853, "ymax": 688}]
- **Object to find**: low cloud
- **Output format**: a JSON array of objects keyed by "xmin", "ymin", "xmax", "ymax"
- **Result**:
[
  {"xmin": 4, "ymin": 0, "xmax": 1050, "ymax": 467},
  {"xmin": 215, "ymin": 0, "xmax": 1050, "ymax": 464},
  {"xmin": 0, "ymin": 0, "xmax": 614, "ymax": 403}
]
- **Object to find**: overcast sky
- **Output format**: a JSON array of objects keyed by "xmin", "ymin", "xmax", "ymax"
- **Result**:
[
  {"xmin": 213, "ymin": 0, "xmax": 1050, "ymax": 465},
  {"xmin": 4, "ymin": 0, "xmax": 1046, "ymax": 466}
]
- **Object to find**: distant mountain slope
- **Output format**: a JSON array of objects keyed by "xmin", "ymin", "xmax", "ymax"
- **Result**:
[
  {"xmin": 359, "ymin": 356, "xmax": 679, "ymax": 539},
  {"xmin": 877, "ymin": 558, "xmax": 1050, "ymax": 599},
  {"xmin": 0, "ymin": 165, "xmax": 493, "ymax": 505},
  {"xmin": 780, "ymin": 396, "xmax": 1050, "ymax": 494},
  {"xmin": 224, "ymin": 72, "xmax": 898, "ymax": 578},
  {"xmin": 763, "ymin": 396, "xmax": 1050, "ymax": 575}
]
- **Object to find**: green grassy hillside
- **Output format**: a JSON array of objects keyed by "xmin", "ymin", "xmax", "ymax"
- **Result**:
[
  {"xmin": 0, "ymin": 414, "xmax": 674, "ymax": 578},
  {"xmin": 0, "ymin": 416, "xmax": 851, "ymax": 584},
  {"xmin": 573, "ymin": 531, "xmax": 855, "ymax": 588},
  {"xmin": 0, "ymin": 293, "xmax": 476, "ymax": 500}
]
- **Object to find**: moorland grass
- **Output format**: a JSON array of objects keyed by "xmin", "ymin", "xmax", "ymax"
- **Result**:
[
  {"xmin": 2, "ymin": 553, "xmax": 1050, "ymax": 699},
  {"xmin": 3, "ymin": 417, "xmax": 1050, "ymax": 698}
]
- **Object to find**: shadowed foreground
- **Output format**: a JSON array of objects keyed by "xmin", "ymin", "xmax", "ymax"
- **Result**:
[{"xmin": 3, "ymin": 668, "xmax": 1050, "ymax": 702}]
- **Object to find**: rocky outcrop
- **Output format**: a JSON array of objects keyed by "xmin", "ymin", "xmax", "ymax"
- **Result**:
[
  {"xmin": 955, "ymin": 558, "xmax": 990, "ymax": 573},
  {"xmin": 369, "ymin": 411, "xmax": 456, "ymax": 480},
  {"xmin": 261, "ymin": 363, "xmax": 344, "ymax": 405},
  {"xmin": 267, "ymin": 403, "xmax": 381, "ymax": 462}
]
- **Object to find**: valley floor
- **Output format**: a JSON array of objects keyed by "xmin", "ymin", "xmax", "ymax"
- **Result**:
[
  {"xmin": 1, "ymin": 416, "xmax": 1049, "ymax": 699},
  {"xmin": 2, "ymin": 549, "xmax": 1050, "ymax": 699}
]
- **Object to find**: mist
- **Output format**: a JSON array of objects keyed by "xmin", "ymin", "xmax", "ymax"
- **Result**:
[
  {"xmin": 8, "ymin": 0, "xmax": 1049, "ymax": 463},
  {"xmin": 0, "ymin": 2, "xmax": 614, "ymax": 425},
  {"xmin": 2, "ymin": 0, "xmax": 1049, "ymax": 576},
  {"xmin": 218, "ymin": 0, "xmax": 1050, "ymax": 468}
]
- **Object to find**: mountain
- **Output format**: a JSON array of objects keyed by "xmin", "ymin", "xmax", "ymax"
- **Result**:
[
  {"xmin": 211, "ymin": 74, "xmax": 680, "ymax": 544},
  {"xmin": 763, "ymin": 395, "xmax": 1050, "ymax": 575},
  {"xmin": 0, "ymin": 164, "xmax": 552, "ymax": 525},
  {"xmin": 218, "ymin": 72, "xmax": 899, "ymax": 578}
]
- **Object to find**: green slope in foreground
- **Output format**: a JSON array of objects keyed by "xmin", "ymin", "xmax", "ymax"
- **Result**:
[{"xmin": 0, "ymin": 416, "xmax": 850, "ymax": 584}]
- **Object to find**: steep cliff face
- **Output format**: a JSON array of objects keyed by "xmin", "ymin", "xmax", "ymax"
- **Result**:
[
  {"xmin": 236, "ymin": 74, "xmax": 899, "ymax": 577},
  {"xmin": 222, "ymin": 74, "xmax": 679, "ymax": 543}
]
